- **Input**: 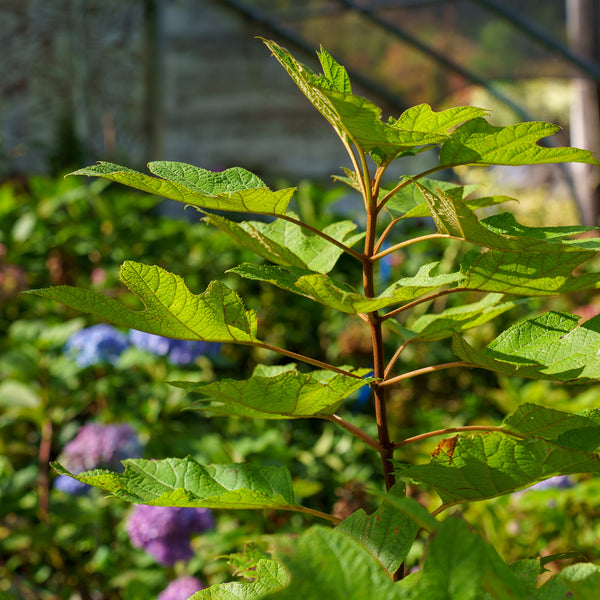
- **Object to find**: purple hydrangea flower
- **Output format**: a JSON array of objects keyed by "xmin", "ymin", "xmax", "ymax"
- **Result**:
[
  {"xmin": 129, "ymin": 330, "xmax": 220, "ymax": 365},
  {"xmin": 54, "ymin": 423, "xmax": 142, "ymax": 495},
  {"xmin": 64, "ymin": 324, "xmax": 130, "ymax": 367},
  {"xmin": 158, "ymin": 576, "xmax": 204, "ymax": 600},
  {"xmin": 126, "ymin": 505, "xmax": 214, "ymax": 565}
]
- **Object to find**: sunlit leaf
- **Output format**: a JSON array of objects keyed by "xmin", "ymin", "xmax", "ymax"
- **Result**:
[
  {"xmin": 175, "ymin": 364, "xmax": 371, "ymax": 419},
  {"xmin": 69, "ymin": 162, "xmax": 295, "ymax": 215},
  {"xmin": 53, "ymin": 458, "xmax": 301, "ymax": 510},
  {"xmin": 453, "ymin": 311, "xmax": 600, "ymax": 383},
  {"xmin": 440, "ymin": 118, "xmax": 598, "ymax": 167},
  {"xmin": 406, "ymin": 293, "xmax": 517, "ymax": 342},
  {"xmin": 395, "ymin": 431, "xmax": 600, "ymax": 505},
  {"xmin": 229, "ymin": 262, "xmax": 461, "ymax": 314},
  {"xmin": 206, "ymin": 213, "xmax": 363, "ymax": 274},
  {"xmin": 27, "ymin": 261, "xmax": 259, "ymax": 343},
  {"xmin": 191, "ymin": 559, "xmax": 289, "ymax": 599}
]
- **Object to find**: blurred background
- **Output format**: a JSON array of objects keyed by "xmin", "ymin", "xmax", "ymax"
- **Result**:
[
  {"xmin": 1, "ymin": 0, "xmax": 599, "ymax": 221},
  {"xmin": 2, "ymin": 2, "xmax": 600, "ymax": 598}
]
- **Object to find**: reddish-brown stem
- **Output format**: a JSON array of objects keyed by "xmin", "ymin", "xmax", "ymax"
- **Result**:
[
  {"xmin": 393, "ymin": 425, "xmax": 525, "ymax": 450},
  {"xmin": 384, "ymin": 339, "xmax": 411, "ymax": 379},
  {"xmin": 256, "ymin": 342, "xmax": 363, "ymax": 379},
  {"xmin": 323, "ymin": 414, "xmax": 383, "ymax": 452},
  {"xmin": 381, "ymin": 288, "xmax": 461, "ymax": 321},
  {"xmin": 372, "ymin": 233, "xmax": 450, "ymax": 261},
  {"xmin": 359, "ymin": 147, "xmax": 396, "ymax": 493},
  {"xmin": 382, "ymin": 361, "xmax": 470, "ymax": 388},
  {"xmin": 38, "ymin": 417, "xmax": 52, "ymax": 523}
]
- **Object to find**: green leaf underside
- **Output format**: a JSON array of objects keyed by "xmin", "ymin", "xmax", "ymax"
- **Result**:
[
  {"xmin": 264, "ymin": 40, "xmax": 464, "ymax": 160},
  {"xmin": 191, "ymin": 559, "xmax": 289, "ymax": 599},
  {"xmin": 383, "ymin": 178, "xmax": 478, "ymax": 219},
  {"xmin": 336, "ymin": 483, "xmax": 418, "ymax": 577},
  {"xmin": 421, "ymin": 184, "xmax": 599, "ymax": 253},
  {"xmin": 175, "ymin": 364, "xmax": 372, "ymax": 419},
  {"xmin": 396, "ymin": 518, "xmax": 531, "ymax": 600},
  {"xmin": 264, "ymin": 526, "xmax": 402, "ymax": 599},
  {"xmin": 229, "ymin": 262, "xmax": 461, "ymax": 314},
  {"xmin": 440, "ymin": 118, "xmax": 599, "ymax": 167},
  {"xmin": 395, "ymin": 431, "xmax": 600, "ymax": 504},
  {"xmin": 206, "ymin": 213, "xmax": 364, "ymax": 274},
  {"xmin": 195, "ymin": 519, "xmax": 600, "ymax": 599},
  {"xmin": 406, "ymin": 293, "xmax": 517, "ymax": 342},
  {"xmin": 68, "ymin": 162, "xmax": 295, "ymax": 215},
  {"xmin": 460, "ymin": 247, "xmax": 600, "ymax": 295},
  {"xmin": 453, "ymin": 311, "xmax": 600, "ymax": 383},
  {"xmin": 27, "ymin": 261, "xmax": 258, "ymax": 343},
  {"xmin": 53, "ymin": 458, "xmax": 301, "ymax": 510},
  {"xmin": 503, "ymin": 403, "xmax": 600, "ymax": 452}
]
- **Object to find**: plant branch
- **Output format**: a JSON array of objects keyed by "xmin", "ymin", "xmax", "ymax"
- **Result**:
[
  {"xmin": 383, "ymin": 339, "xmax": 412, "ymax": 379},
  {"xmin": 393, "ymin": 425, "xmax": 525, "ymax": 450},
  {"xmin": 294, "ymin": 505, "xmax": 342, "ymax": 525},
  {"xmin": 377, "ymin": 165, "xmax": 447, "ymax": 211},
  {"xmin": 255, "ymin": 342, "xmax": 363, "ymax": 379},
  {"xmin": 372, "ymin": 233, "xmax": 450, "ymax": 261},
  {"xmin": 374, "ymin": 216, "xmax": 401, "ymax": 254},
  {"xmin": 381, "ymin": 288, "xmax": 460, "ymax": 321},
  {"xmin": 277, "ymin": 213, "xmax": 365, "ymax": 262},
  {"xmin": 323, "ymin": 414, "xmax": 384, "ymax": 452},
  {"xmin": 382, "ymin": 361, "xmax": 469, "ymax": 388}
]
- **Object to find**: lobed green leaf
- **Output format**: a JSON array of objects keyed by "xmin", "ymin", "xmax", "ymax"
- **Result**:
[
  {"xmin": 26, "ymin": 261, "xmax": 259, "ymax": 343},
  {"xmin": 206, "ymin": 213, "xmax": 363, "ymax": 274},
  {"xmin": 405, "ymin": 293, "xmax": 518, "ymax": 342},
  {"xmin": 174, "ymin": 364, "xmax": 371, "ymax": 419},
  {"xmin": 336, "ymin": 483, "xmax": 419, "ymax": 577},
  {"xmin": 53, "ymin": 458, "xmax": 300, "ymax": 510},
  {"xmin": 453, "ymin": 311, "xmax": 600, "ymax": 384},
  {"xmin": 395, "ymin": 431, "xmax": 600, "ymax": 505},
  {"xmin": 229, "ymin": 262, "xmax": 461, "ymax": 314},
  {"xmin": 440, "ymin": 118, "xmax": 599, "ymax": 167},
  {"xmin": 69, "ymin": 161, "xmax": 295, "ymax": 215}
]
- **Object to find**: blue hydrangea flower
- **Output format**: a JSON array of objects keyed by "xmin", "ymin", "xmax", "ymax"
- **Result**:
[
  {"xmin": 64, "ymin": 324, "xmax": 130, "ymax": 367},
  {"xmin": 158, "ymin": 576, "xmax": 204, "ymax": 600},
  {"xmin": 54, "ymin": 423, "xmax": 142, "ymax": 495},
  {"xmin": 527, "ymin": 475, "xmax": 574, "ymax": 491},
  {"xmin": 126, "ymin": 505, "xmax": 215, "ymax": 565},
  {"xmin": 129, "ymin": 330, "xmax": 220, "ymax": 365}
]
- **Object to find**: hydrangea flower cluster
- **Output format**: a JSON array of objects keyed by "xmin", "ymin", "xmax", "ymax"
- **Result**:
[
  {"xmin": 158, "ymin": 576, "xmax": 204, "ymax": 600},
  {"xmin": 63, "ymin": 324, "xmax": 220, "ymax": 367},
  {"xmin": 54, "ymin": 423, "xmax": 142, "ymax": 495},
  {"xmin": 527, "ymin": 475, "xmax": 574, "ymax": 491},
  {"xmin": 64, "ymin": 324, "xmax": 130, "ymax": 367},
  {"xmin": 126, "ymin": 504, "xmax": 215, "ymax": 565},
  {"xmin": 129, "ymin": 329, "xmax": 220, "ymax": 365}
]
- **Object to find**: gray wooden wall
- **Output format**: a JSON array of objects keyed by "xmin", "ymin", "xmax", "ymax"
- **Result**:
[{"xmin": 1, "ymin": 0, "xmax": 351, "ymax": 183}]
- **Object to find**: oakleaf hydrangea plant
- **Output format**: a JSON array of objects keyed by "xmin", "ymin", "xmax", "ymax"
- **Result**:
[{"xmin": 28, "ymin": 39, "xmax": 600, "ymax": 597}]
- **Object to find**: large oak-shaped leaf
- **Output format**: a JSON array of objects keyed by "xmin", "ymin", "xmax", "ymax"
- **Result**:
[
  {"xmin": 191, "ymin": 559, "xmax": 289, "ymax": 599},
  {"xmin": 53, "ymin": 458, "xmax": 301, "ymax": 511},
  {"xmin": 395, "ymin": 431, "xmax": 600, "ymax": 505},
  {"xmin": 404, "ymin": 293, "xmax": 517, "ymax": 343},
  {"xmin": 229, "ymin": 262, "xmax": 461, "ymax": 314},
  {"xmin": 27, "ymin": 261, "xmax": 259, "ymax": 343},
  {"xmin": 440, "ymin": 118, "xmax": 598, "ymax": 167},
  {"xmin": 69, "ymin": 162, "xmax": 295, "ymax": 215},
  {"xmin": 175, "ymin": 364, "xmax": 371, "ymax": 419},
  {"xmin": 459, "ymin": 247, "xmax": 600, "ymax": 296},
  {"xmin": 336, "ymin": 483, "xmax": 421, "ymax": 577},
  {"xmin": 263, "ymin": 40, "xmax": 455, "ymax": 159},
  {"xmin": 453, "ymin": 311, "xmax": 600, "ymax": 383},
  {"xmin": 420, "ymin": 184, "xmax": 598, "ymax": 253},
  {"xmin": 206, "ymin": 213, "xmax": 363, "ymax": 274}
]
